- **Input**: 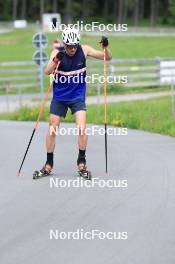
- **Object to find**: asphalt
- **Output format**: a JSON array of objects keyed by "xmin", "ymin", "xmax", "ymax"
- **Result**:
[{"xmin": 0, "ymin": 121, "xmax": 175, "ymax": 264}]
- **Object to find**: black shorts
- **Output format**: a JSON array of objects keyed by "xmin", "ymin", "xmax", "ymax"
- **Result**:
[{"xmin": 50, "ymin": 99, "xmax": 86, "ymax": 118}]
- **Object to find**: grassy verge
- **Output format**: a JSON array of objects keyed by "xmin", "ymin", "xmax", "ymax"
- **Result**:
[
  {"xmin": 86, "ymin": 85, "xmax": 171, "ymax": 96},
  {"xmin": 0, "ymin": 83, "xmax": 171, "ymax": 97},
  {"xmin": 0, "ymin": 96, "xmax": 175, "ymax": 137},
  {"xmin": 1, "ymin": 29, "xmax": 175, "ymax": 61},
  {"xmin": 0, "ymin": 29, "xmax": 175, "ymax": 96}
]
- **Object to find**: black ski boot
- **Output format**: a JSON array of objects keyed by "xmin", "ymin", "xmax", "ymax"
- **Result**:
[
  {"xmin": 77, "ymin": 157, "xmax": 91, "ymax": 180},
  {"xmin": 33, "ymin": 164, "xmax": 52, "ymax": 179}
]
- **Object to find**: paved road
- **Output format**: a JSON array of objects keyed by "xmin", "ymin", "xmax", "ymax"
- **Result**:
[
  {"xmin": 0, "ymin": 91, "xmax": 174, "ymax": 112},
  {"xmin": 0, "ymin": 121, "xmax": 175, "ymax": 264}
]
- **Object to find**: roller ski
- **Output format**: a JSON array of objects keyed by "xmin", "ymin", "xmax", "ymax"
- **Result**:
[
  {"xmin": 77, "ymin": 151, "xmax": 92, "ymax": 180},
  {"xmin": 33, "ymin": 164, "xmax": 52, "ymax": 180},
  {"xmin": 77, "ymin": 161, "xmax": 92, "ymax": 180}
]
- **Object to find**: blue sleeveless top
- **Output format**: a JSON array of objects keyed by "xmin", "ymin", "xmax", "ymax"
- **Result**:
[{"xmin": 53, "ymin": 45, "xmax": 86, "ymax": 102}]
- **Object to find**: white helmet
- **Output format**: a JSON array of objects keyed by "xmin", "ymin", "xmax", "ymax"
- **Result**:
[{"xmin": 62, "ymin": 27, "xmax": 80, "ymax": 46}]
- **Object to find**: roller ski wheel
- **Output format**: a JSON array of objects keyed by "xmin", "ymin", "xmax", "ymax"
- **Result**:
[
  {"xmin": 33, "ymin": 164, "xmax": 52, "ymax": 180},
  {"xmin": 77, "ymin": 163, "xmax": 92, "ymax": 180}
]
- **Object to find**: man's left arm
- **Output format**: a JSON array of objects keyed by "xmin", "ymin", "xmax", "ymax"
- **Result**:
[{"xmin": 82, "ymin": 37, "xmax": 112, "ymax": 61}]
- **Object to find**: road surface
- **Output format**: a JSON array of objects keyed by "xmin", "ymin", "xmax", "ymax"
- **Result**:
[{"xmin": 0, "ymin": 121, "xmax": 175, "ymax": 264}]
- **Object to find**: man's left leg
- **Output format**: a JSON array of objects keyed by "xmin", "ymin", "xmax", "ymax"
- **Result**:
[{"xmin": 74, "ymin": 110, "xmax": 88, "ymax": 170}]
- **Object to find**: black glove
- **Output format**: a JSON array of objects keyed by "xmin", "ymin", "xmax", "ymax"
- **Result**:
[
  {"xmin": 99, "ymin": 36, "xmax": 109, "ymax": 47},
  {"xmin": 55, "ymin": 50, "xmax": 65, "ymax": 61}
]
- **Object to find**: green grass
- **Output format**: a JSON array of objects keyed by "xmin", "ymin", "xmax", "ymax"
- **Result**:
[
  {"xmin": 86, "ymin": 85, "xmax": 171, "ymax": 96},
  {"xmin": 1, "ymin": 96, "xmax": 175, "ymax": 137},
  {"xmin": 0, "ymin": 82, "xmax": 171, "ymax": 97},
  {"xmin": 1, "ymin": 29, "xmax": 175, "ymax": 61},
  {"xmin": 1, "ymin": 29, "xmax": 175, "ymax": 96}
]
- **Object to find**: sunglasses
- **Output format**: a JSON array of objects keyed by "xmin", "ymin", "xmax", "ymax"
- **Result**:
[{"xmin": 65, "ymin": 44, "xmax": 79, "ymax": 49}]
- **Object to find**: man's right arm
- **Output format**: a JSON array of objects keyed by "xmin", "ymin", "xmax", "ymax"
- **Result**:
[{"xmin": 44, "ymin": 49, "xmax": 59, "ymax": 75}]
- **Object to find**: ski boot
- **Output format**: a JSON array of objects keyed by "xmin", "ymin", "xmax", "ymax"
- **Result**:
[
  {"xmin": 33, "ymin": 164, "xmax": 52, "ymax": 180},
  {"xmin": 77, "ymin": 161, "xmax": 92, "ymax": 180}
]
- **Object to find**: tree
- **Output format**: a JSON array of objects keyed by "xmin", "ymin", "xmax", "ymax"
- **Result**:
[
  {"xmin": 118, "ymin": 0, "xmax": 124, "ymax": 24},
  {"xmin": 82, "ymin": 0, "xmax": 88, "ymax": 17},
  {"xmin": 123, "ymin": 0, "xmax": 128, "ymax": 23},
  {"xmin": 134, "ymin": 0, "xmax": 139, "ymax": 26},
  {"xmin": 53, "ymin": 0, "xmax": 58, "ymax": 13},
  {"xmin": 139, "ymin": 0, "xmax": 145, "ymax": 20},
  {"xmin": 21, "ymin": 0, "xmax": 26, "ymax": 19},
  {"xmin": 103, "ymin": 0, "xmax": 109, "ymax": 20},
  {"xmin": 117, "ymin": 0, "xmax": 129, "ymax": 24},
  {"xmin": 13, "ymin": 0, "xmax": 18, "ymax": 21},
  {"xmin": 150, "ymin": 0, "xmax": 159, "ymax": 26},
  {"xmin": 113, "ymin": 0, "xmax": 117, "ymax": 20},
  {"xmin": 169, "ymin": 0, "xmax": 175, "ymax": 17},
  {"xmin": 40, "ymin": 0, "xmax": 44, "ymax": 22},
  {"xmin": 65, "ymin": 0, "xmax": 72, "ymax": 23},
  {"xmin": 81, "ymin": 0, "xmax": 97, "ymax": 21}
]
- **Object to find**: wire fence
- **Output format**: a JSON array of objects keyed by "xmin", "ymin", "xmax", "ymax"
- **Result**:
[
  {"xmin": 0, "ymin": 57, "xmax": 175, "ymax": 113},
  {"xmin": 87, "ymin": 57, "xmax": 175, "ymax": 88}
]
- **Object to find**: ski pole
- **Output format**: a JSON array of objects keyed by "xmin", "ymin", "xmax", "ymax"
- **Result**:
[
  {"xmin": 17, "ymin": 63, "xmax": 60, "ymax": 176},
  {"xmin": 103, "ymin": 47, "xmax": 108, "ymax": 174}
]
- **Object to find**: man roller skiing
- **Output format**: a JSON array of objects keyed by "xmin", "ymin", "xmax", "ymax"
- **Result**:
[{"xmin": 33, "ymin": 26, "xmax": 112, "ymax": 179}]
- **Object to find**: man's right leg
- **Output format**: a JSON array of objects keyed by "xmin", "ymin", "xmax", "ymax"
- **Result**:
[{"xmin": 45, "ymin": 114, "xmax": 61, "ymax": 171}]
